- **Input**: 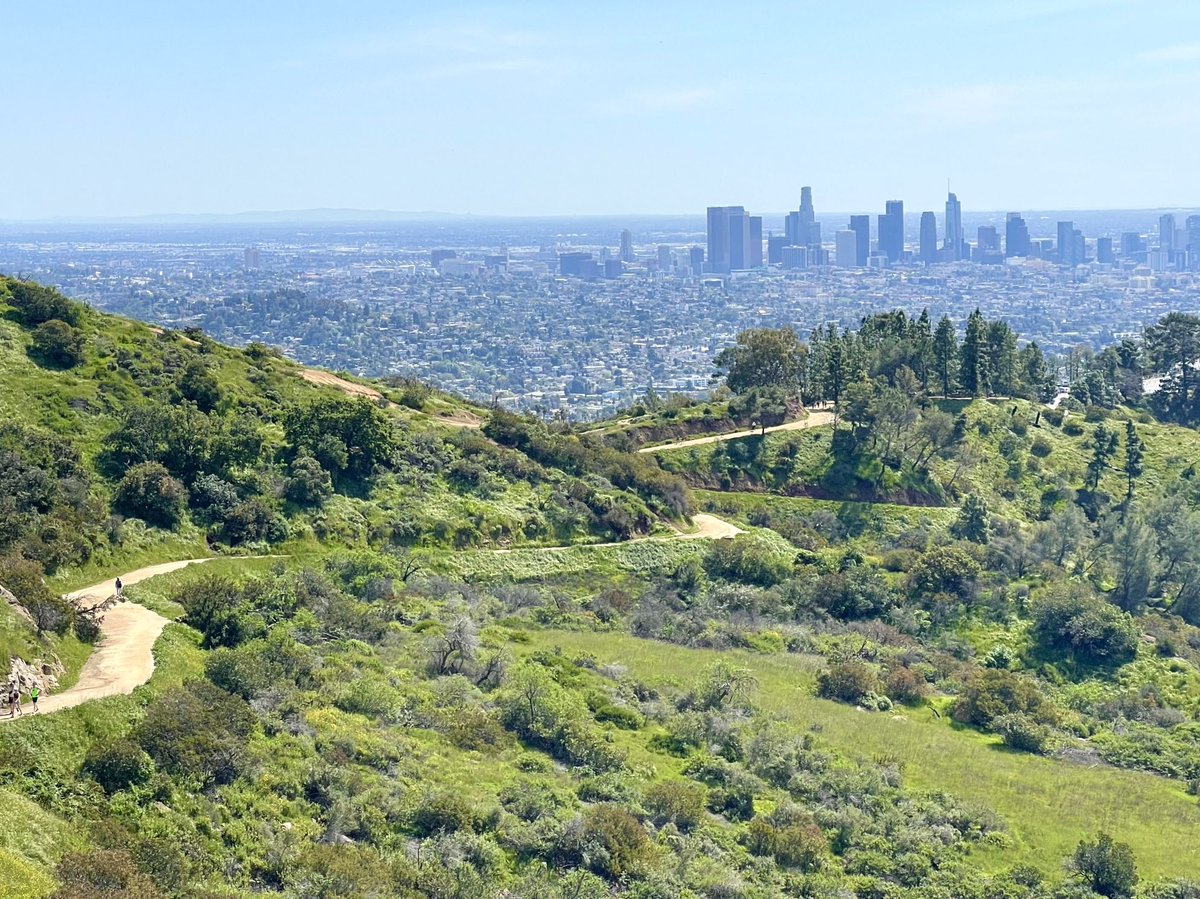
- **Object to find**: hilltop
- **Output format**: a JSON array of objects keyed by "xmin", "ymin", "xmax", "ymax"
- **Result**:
[{"xmin": 6, "ymin": 284, "xmax": 1200, "ymax": 897}]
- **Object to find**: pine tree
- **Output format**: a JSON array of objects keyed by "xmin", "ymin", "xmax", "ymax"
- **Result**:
[
  {"xmin": 933, "ymin": 315, "xmax": 958, "ymax": 397},
  {"xmin": 1124, "ymin": 420, "xmax": 1144, "ymax": 501},
  {"xmin": 959, "ymin": 309, "xmax": 988, "ymax": 396}
]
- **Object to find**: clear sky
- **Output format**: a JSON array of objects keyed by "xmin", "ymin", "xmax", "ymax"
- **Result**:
[{"xmin": 5, "ymin": 0, "xmax": 1200, "ymax": 219}]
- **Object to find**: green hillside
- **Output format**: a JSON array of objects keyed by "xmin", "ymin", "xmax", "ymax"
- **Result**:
[{"xmin": 7, "ymin": 288, "xmax": 1200, "ymax": 897}]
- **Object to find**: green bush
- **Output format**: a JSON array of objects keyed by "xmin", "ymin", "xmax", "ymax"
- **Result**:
[
  {"xmin": 580, "ymin": 804, "xmax": 652, "ymax": 879},
  {"xmin": 1, "ymin": 555, "xmax": 73, "ymax": 635},
  {"xmin": 30, "ymin": 319, "xmax": 86, "ymax": 367},
  {"xmin": 114, "ymin": 462, "xmax": 188, "ymax": 529},
  {"xmin": 83, "ymin": 739, "xmax": 155, "ymax": 794},
  {"xmin": 1031, "ymin": 584, "xmax": 1139, "ymax": 667},
  {"xmin": 704, "ymin": 535, "xmax": 793, "ymax": 586},
  {"xmin": 885, "ymin": 666, "xmax": 928, "ymax": 704},
  {"xmin": 817, "ymin": 659, "xmax": 878, "ymax": 705},
  {"xmin": 993, "ymin": 713, "xmax": 1051, "ymax": 753},
  {"xmin": 8, "ymin": 280, "xmax": 82, "ymax": 326},
  {"xmin": 1073, "ymin": 832, "xmax": 1139, "ymax": 898},
  {"xmin": 135, "ymin": 681, "xmax": 256, "ymax": 786},
  {"xmin": 953, "ymin": 669, "xmax": 1054, "ymax": 729},
  {"xmin": 409, "ymin": 787, "xmax": 478, "ymax": 836},
  {"xmin": 51, "ymin": 850, "xmax": 162, "ymax": 899},
  {"xmin": 644, "ymin": 779, "xmax": 707, "ymax": 831},
  {"xmin": 285, "ymin": 456, "xmax": 333, "ymax": 506}
]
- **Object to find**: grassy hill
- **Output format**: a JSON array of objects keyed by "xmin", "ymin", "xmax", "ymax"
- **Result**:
[{"xmin": 8, "ymin": 281, "xmax": 1200, "ymax": 897}]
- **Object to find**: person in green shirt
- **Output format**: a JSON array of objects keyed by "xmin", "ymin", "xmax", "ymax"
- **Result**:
[{"xmin": 30, "ymin": 684, "xmax": 39, "ymax": 713}]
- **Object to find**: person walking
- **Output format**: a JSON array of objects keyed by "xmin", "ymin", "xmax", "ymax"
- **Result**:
[
  {"xmin": 8, "ymin": 685, "xmax": 21, "ymax": 719},
  {"xmin": 115, "ymin": 576, "xmax": 124, "ymax": 600},
  {"xmin": 29, "ymin": 684, "xmax": 39, "ymax": 713}
]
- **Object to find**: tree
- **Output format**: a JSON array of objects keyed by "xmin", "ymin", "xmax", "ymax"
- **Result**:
[
  {"xmin": 177, "ymin": 358, "xmax": 221, "ymax": 411},
  {"xmin": 30, "ymin": 319, "xmax": 85, "ymax": 367},
  {"xmin": 959, "ymin": 309, "xmax": 989, "ymax": 396},
  {"xmin": 1106, "ymin": 509, "xmax": 1159, "ymax": 613},
  {"xmin": 284, "ymin": 396, "xmax": 397, "ymax": 485},
  {"xmin": 728, "ymin": 385, "xmax": 789, "ymax": 435},
  {"xmin": 1034, "ymin": 502, "xmax": 1090, "ymax": 567},
  {"xmin": 8, "ymin": 280, "xmax": 82, "ymax": 326},
  {"xmin": 951, "ymin": 493, "xmax": 990, "ymax": 544},
  {"xmin": 1145, "ymin": 312, "xmax": 1200, "ymax": 421},
  {"xmin": 985, "ymin": 320, "xmax": 1018, "ymax": 395},
  {"xmin": 285, "ymin": 456, "xmax": 333, "ymax": 506},
  {"xmin": 932, "ymin": 315, "xmax": 958, "ymax": 396},
  {"xmin": 713, "ymin": 327, "xmax": 804, "ymax": 396},
  {"xmin": 113, "ymin": 462, "xmax": 188, "ymax": 529},
  {"xmin": 1085, "ymin": 423, "xmax": 1119, "ymax": 493},
  {"xmin": 1123, "ymin": 421, "xmax": 1144, "ymax": 501},
  {"xmin": 1072, "ymin": 832, "xmax": 1138, "ymax": 899},
  {"xmin": 1017, "ymin": 340, "xmax": 1049, "ymax": 400},
  {"xmin": 1031, "ymin": 582, "xmax": 1138, "ymax": 666}
]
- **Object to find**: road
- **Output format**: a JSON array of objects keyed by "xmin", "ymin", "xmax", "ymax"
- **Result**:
[
  {"xmin": 2, "ymin": 559, "xmax": 216, "ymax": 720},
  {"xmin": 637, "ymin": 411, "xmax": 836, "ymax": 454}
]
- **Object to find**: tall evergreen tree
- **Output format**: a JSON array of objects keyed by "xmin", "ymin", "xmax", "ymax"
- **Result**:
[
  {"xmin": 933, "ymin": 315, "xmax": 958, "ymax": 397},
  {"xmin": 1123, "ymin": 420, "xmax": 1144, "ymax": 501},
  {"xmin": 959, "ymin": 309, "xmax": 988, "ymax": 396}
]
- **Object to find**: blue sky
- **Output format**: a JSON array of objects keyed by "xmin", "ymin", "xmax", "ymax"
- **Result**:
[{"xmin": 4, "ymin": 0, "xmax": 1200, "ymax": 218}]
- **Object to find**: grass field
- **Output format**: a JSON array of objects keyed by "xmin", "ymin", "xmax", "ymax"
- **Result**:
[{"xmin": 524, "ymin": 628, "xmax": 1200, "ymax": 879}]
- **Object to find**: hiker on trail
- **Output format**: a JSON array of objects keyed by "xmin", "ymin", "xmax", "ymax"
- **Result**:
[
  {"xmin": 8, "ymin": 686, "xmax": 21, "ymax": 719},
  {"xmin": 29, "ymin": 684, "xmax": 39, "ymax": 713},
  {"xmin": 115, "ymin": 576, "xmax": 124, "ymax": 599}
]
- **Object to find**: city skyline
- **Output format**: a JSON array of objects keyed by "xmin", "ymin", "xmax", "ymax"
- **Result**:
[{"xmin": 6, "ymin": 1, "xmax": 1200, "ymax": 219}]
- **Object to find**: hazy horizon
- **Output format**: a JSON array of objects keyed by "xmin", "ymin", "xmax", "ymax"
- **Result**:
[{"xmin": 6, "ymin": 0, "xmax": 1200, "ymax": 220}]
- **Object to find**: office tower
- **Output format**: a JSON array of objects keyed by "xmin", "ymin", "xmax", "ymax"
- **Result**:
[
  {"xmin": 657, "ymin": 245, "xmax": 672, "ymax": 271},
  {"xmin": 1160, "ymin": 214, "xmax": 1176, "ymax": 253},
  {"xmin": 767, "ymin": 233, "xmax": 786, "ymax": 265},
  {"xmin": 977, "ymin": 225, "xmax": 1000, "ymax": 253},
  {"xmin": 244, "ymin": 247, "xmax": 261, "ymax": 269},
  {"xmin": 944, "ymin": 192, "xmax": 963, "ymax": 261},
  {"xmin": 1074, "ymin": 230, "xmax": 1086, "ymax": 266},
  {"xmin": 604, "ymin": 259, "xmax": 623, "ymax": 279},
  {"xmin": 800, "ymin": 186, "xmax": 820, "ymax": 244},
  {"xmin": 559, "ymin": 251, "xmax": 597, "ymax": 278},
  {"xmin": 835, "ymin": 229, "xmax": 858, "ymax": 267},
  {"xmin": 878, "ymin": 200, "xmax": 904, "ymax": 262},
  {"xmin": 620, "ymin": 229, "xmax": 633, "ymax": 263},
  {"xmin": 749, "ymin": 216, "xmax": 763, "ymax": 268},
  {"xmin": 707, "ymin": 206, "xmax": 736, "ymax": 272},
  {"xmin": 1057, "ymin": 221, "xmax": 1075, "ymax": 266},
  {"xmin": 1095, "ymin": 237, "xmax": 1113, "ymax": 264},
  {"xmin": 849, "ymin": 215, "xmax": 870, "ymax": 265},
  {"xmin": 1120, "ymin": 232, "xmax": 1145, "ymax": 257},
  {"xmin": 689, "ymin": 245, "xmax": 705, "ymax": 275},
  {"xmin": 1005, "ymin": 213, "xmax": 1030, "ymax": 258},
  {"xmin": 1186, "ymin": 215, "xmax": 1200, "ymax": 270},
  {"xmin": 782, "ymin": 246, "xmax": 808, "ymax": 269},
  {"xmin": 430, "ymin": 248, "xmax": 456, "ymax": 267},
  {"xmin": 919, "ymin": 212, "xmax": 938, "ymax": 263}
]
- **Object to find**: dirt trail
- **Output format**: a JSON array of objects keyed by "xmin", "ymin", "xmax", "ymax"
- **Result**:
[
  {"xmin": 2, "ymin": 559, "xmax": 216, "ymax": 720},
  {"xmin": 492, "ymin": 513, "xmax": 743, "ymax": 553},
  {"xmin": 298, "ymin": 369, "xmax": 481, "ymax": 429},
  {"xmin": 637, "ymin": 411, "xmax": 836, "ymax": 454}
]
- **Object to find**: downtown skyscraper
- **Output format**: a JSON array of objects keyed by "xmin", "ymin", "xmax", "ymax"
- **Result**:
[
  {"xmin": 944, "ymin": 192, "xmax": 964, "ymax": 261},
  {"xmin": 878, "ymin": 200, "xmax": 904, "ymax": 262},
  {"xmin": 706, "ymin": 206, "xmax": 763, "ymax": 273}
]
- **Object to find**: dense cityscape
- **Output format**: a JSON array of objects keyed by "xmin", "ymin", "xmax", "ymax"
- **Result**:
[{"xmin": 3, "ymin": 193, "xmax": 1199, "ymax": 418}]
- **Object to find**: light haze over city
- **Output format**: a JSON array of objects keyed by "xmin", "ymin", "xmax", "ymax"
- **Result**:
[{"xmin": 6, "ymin": 0, "xmax": 1200, "ymax": 220}]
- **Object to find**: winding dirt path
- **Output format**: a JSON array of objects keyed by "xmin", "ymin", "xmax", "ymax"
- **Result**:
[
  {"xmin": 492, "ymin": 513, "xmax": 743, "ymax": 553},
  {"xmin": 2, "ymin": 559, "xmax": 216, "ymax": 720},
  {"xmin": 298, "ymin": 368, "xmax": 482, "ymax": 429},
  {"xmin": 636, "ymin": 411, "xmax": 836, "ymax": 454}
]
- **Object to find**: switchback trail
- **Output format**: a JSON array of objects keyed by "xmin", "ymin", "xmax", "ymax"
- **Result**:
[
  {"xmin": 2, "ymin": 559, "xmax": 216, "ymax": 720},
  {"xmin": 637, "ymin": 411, "xmax": 836, "ymax": 454},
  {"xmin": 493, "ymin": 512, "xmax": 743, "ymax": 553},
  {"xmin": 299, "ymin": 369, "xmax": 482, "ymax": 429}
]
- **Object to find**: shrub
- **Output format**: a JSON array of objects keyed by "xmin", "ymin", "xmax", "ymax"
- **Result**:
[
  {"xmin": 746, "ymin": 814, "xmax": 826, "ymax": 871},
  {"xmin": 177, "ymin": 359, "xmax": 221, "ymax": 411},
  {"xmin": 285, "ymin": 456, "xmax": 333, "ymax": 506},
  {"xmin": 83, "ymin": 739, "xmax": 155, "ymax": 794},
  {"xmin": 580, "ymin": 804, "xmax": 652, "ymax": 879},
  {"xmin": 220, "ymin": 497, "xmax": 287, "ymax": 545},
  {"xmin": 1, "ymin": 555, "xmax": 73, "ymax": 635},
  {"xmin": 993, "ymin": 713, "xmax": 1051, "ymax": 753},
  {"xmin": 8, "ymin": 280, "xmax": 82, "ymax": 326},
  {"xmin": 30, "ymin": 319, "xmax": 85, "ymax": 367},
  {"xmin": 1030, "ymin": 435, "xmax": 1053, "ymax": 457},
  {"xmin": 817, "ymin": 660, "xmax": 878, "ymax": 705},
  {"xmin": 135, "ymin": 681, "xmax": 256, "ymax": 785},
  {"xmin": 953, "ymin": 669, "xmax": 1053, "ymax": 729},
  {"xmin": 644, "ymin": 779, "xmax": 707, "ymax": 831},
  {"xmin": 1031, "ymin": 583, "xmax": 1139, "ymax": 667},
  {"xmin": 51, "ymin": 850, "xmax": 162, "ymax": 899},
  {"xmin": 704, "ymin": 535, "xmax": 793, "ymax": 586},
  {"xmin": 885, "ymin": 666, "xmax": 928, "ymax": 704},
  {"xmin": 409, "ymin": 787, "xmax": 477, "ymax": 836},
  {"xmin": 113, "ymin": 462, "xmax": 187, "ymax": 529},
  {"xmin": 1073, "ymin": 832, "xmax": 1138, "ymax": 898},
  {"xmin": 908, "ymin": 545, "xmax": 980, "ymax": 598}
]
